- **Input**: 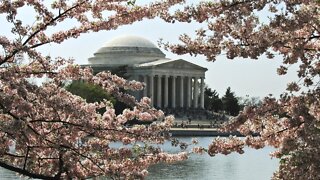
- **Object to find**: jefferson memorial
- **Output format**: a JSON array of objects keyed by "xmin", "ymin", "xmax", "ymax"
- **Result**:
[{"xmin": 83, "ymin": 35, "xmax": 207, "ymax": 109}]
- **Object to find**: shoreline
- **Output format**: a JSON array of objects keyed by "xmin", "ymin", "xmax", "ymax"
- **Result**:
[{"xmin": 169, "ymin": 127, "xmax": 243, "ymax": 137}]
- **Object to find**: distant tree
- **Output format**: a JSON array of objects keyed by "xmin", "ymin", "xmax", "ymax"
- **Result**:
[
  {"xmin": 222, "ymin": 87, "xmax": 240, "ymax": 116},
  {"xmin": 65, "ymin": 81, "xmax": 129, "ymax": 115},
  {"xmin": 204, "ymin": 87, "xmax": 223, "ymax": 112},
  {"xmin": 204, "ymin": 86, "xmax": 213, "ymax": 110},
  {"xmin": 65, "ymin": 81, "xmax": 114, "ymax": 104}
]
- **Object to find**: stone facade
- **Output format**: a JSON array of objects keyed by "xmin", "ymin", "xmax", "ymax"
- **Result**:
[{"xmin": 83, "ymin": 35, "xmax": 207, "ymax": 109}]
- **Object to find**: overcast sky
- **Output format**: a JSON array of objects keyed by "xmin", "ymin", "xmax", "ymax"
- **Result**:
[{"xmin": 1, "ymin": 2, "xmax": 300, "ymax": 99}]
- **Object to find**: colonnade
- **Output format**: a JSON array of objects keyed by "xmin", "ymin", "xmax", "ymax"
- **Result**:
[{"xmin": 136, "ymin": 74, "xmax": 205, "ymax": 109}]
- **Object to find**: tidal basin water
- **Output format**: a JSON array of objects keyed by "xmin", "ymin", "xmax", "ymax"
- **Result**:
[
  {"xmin": 0, "ymin": 137, "xmax": 278, "ymax": 180},
  {"xmin": 147, "ymin": 137, "xmax": 278, "ymax": 180}
]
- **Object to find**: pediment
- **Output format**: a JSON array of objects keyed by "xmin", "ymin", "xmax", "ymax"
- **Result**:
[{"xmin": 154, "ymin": 59, "xmax": 207, "ymax": 71}]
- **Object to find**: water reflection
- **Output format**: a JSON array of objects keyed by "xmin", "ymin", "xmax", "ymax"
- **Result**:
[
  {"xmin": 147, "ymin": 137, "xmax": 278, "ymax": 180},
  {"xmin": 0, "ymin": 137, "xmax": 278, "ymax": 180},
  {"xmin": 0, "ymin": 167, "xmax": 20, "ymax": 180}
]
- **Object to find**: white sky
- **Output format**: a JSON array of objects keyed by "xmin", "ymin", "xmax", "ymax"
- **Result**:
[{"xmin": 1, "ymin": 2, "xmax": 300, "ymax": 99}]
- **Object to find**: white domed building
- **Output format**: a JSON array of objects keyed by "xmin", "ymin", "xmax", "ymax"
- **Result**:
[{"xmin": 84, "ymin": 35, "xmax": 207, "ymax": 109}]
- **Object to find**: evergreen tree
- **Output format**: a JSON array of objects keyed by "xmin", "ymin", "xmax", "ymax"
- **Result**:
[
  {"xmin": 204, "ymin": 86, "xmax": 213, "ymax": 110},
  {"xmin": 204, "ymin": 87, "xmax": 223, "ymax": 112},
  {"xmin": 222, "ymin": 87, "xmax": 240, "ymax": 116}
]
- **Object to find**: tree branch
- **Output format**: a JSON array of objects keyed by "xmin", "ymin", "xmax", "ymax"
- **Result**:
[
  {"xmin": 0, "ymin": 1, "xmax": 86, "ymax": 66},
  {"xmin": 23, "ymin": 146, "xmax": 30, "ymax": 170}
]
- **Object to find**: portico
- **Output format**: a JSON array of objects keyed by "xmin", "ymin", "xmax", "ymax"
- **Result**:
[{"xmin": 128, "ymin": 59, "xmax": 206, "ymax": 108}]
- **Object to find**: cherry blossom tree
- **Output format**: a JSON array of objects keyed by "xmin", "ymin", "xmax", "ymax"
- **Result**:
[
  {"xmin": 0, "ymin": 0, "xmax": 188, "ymax": 179},
  {"xmin": 1, "ymin": 0, "xmax": 319, "ymax": 179},
  {"xmin": 160, "ymin": 1, "xmax": 320, "ymax": 179}
]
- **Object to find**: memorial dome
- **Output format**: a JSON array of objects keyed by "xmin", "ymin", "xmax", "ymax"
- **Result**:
[
  {"xmin": 88, "ymin": 35, "xmax": 166, "ymax": 66},
  {"xmin": 103, "ymin": 35, "xmax": 158, "ymax": 48}
]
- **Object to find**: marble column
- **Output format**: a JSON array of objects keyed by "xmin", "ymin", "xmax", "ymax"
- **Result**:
[
  {"xmin": 180, "ymin": 76, "xmax": 184, "ymax": 108},
  {"xmin": 193, "ymin": 77, "xmax": 199, "ymax": 108},
  {"xmin": 132, "ymin": 74, "xmax": 139, "ymax": 100},
  {"xmin": 143, "ymin": 75, "xmax": 147, "ymax": 97},
  {"xmin": 172, "ymin": 76, "xmax": 176, "ymax": 108},
  {"xmin": 200, "ymin": 77, "xmax": 205, "ymax": 109},
  {"xmin": 187, "ymin": 76, "xmax": 191, "ymax": 108},
  {"xmin": 157, "ymin": 75, "xmax": 162, "ymax": 108},
  {"xmin": 164, "ymin": 75, "xmax": 169, "ymax": 108},
  {"xmin": 149, "ymin": 75, "xmax": 154, "ymax": 106}
]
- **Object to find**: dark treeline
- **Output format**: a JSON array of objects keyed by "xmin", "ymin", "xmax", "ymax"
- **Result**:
[{"xmin": 204, "ymin": 86, "xmax": 261, "ymax": 116}]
